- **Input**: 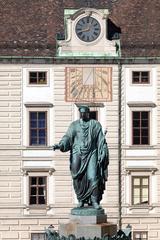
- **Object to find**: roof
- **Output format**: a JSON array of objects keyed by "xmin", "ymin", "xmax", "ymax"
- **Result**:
[{"xmin": 0, "ymin": 0, "xmax": 160, "ymax": 58}]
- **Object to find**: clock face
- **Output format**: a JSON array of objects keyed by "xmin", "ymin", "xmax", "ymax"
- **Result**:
[
  {"xmin": 65, "ymin": 67, "xmax": 112, "ymax": 102},
  {"xmin": 75, "ymin": 16, "xmax": 101, "ymax": 42}
]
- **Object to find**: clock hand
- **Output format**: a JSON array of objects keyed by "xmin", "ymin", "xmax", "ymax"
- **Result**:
[{"xmin": 79, "ymin": 27, "xmax": 90, "ymax": 32}]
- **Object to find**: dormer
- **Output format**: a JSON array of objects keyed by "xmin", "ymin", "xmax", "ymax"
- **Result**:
[{"xmin": 56, "ymin": 8, "xmax": 121, "ymax": 57}]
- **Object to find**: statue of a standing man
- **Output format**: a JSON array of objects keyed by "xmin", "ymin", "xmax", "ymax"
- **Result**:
[{"xmin": 53, "ymin": 106, "xmax": 109, "ymax": 209}]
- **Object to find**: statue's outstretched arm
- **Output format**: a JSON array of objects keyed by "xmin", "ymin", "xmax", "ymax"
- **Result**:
[{"xmin": 52, "ymin": 144, "xmax": 60, "ymax": 151}]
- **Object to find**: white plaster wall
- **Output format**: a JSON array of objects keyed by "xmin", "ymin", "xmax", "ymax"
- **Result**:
[
  {"xmin": 124, "ymin": 66, "xmax": 158, "ymax": 147},
  {"xmin": 22, "ymin": 66, "xmax": 55, "ymax": 154}
]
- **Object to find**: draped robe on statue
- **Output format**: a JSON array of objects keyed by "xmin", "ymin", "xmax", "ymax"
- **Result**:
[{"xmin": 58, "ymin": 118, "xmax": 109, "ymax": 204}]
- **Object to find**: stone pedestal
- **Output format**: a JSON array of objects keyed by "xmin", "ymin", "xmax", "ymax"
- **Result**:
[{"xmin": 59, "ymin": 207, "xmax": 117, "ymax": 239}]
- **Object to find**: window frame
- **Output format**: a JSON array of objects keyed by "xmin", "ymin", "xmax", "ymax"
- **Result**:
[
  {"xmin": 133, "ymin": 231, "xmax": 148, "ymax": 240},
  {"xmin": 29, "ymin": 110, "xmax": 48, "ymax": 147},
  {"xmin": 132, "ymin": 111, "xmax": 150, "ymax": 146},
  {"xmin": 29, "ymin": 71, "xmax": 48, "ymax": 85},
  {"xmin": 29, "ymin": 176, "xmax": 47, "ymax": 206},
  {"xmin": 31, "ymin": 233, "xmax": 46, "ymax": 240},
  {"xmin": 132, "ymin": 71, "xmax": 150, "ymax": 84},
  {"xmin": 132, "ymin": 176, "xmax": 149, "ymax": 206}
]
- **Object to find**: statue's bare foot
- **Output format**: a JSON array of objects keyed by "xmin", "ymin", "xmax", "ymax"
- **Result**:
[{"xmin": 77, "ymin": 201, "xmax": 84, "ymax": 208}]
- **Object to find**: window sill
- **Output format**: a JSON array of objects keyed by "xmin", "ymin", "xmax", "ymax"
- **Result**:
[
  {"xmin": 24, "ymin": 204, "xmax": 51, "ymax": 210},
  {"xmin": 128, "ymin": 204, "xmax": 153, "ymax": 210},
  {"xmin": 125, "ymin": 145, "xmax": 156, "ymax": 150},
  {"xmin": 25, "ymin": 146, "xmax": 53, "ymax": 150}
]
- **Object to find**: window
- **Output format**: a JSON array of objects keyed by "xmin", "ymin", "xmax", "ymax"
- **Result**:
[
  {"xmin": 89, "ymin": 111, "xmax": 98, "ymax": 120},
  {"xmin": 29, "ymin": 111, "xmax": 47, "ymax": 146},
  {"xmin": 29, "ymin": 176, "xmax": 47, "ymax": 205},
  {"xmin": 31, "ymin": 233, "xmax": 46, "ymax": 240},
  {"xmin": 133, "ymin": 231, "xmax": 148, "ymax": 240},
  {"xmin": 132, "ymin": 111, "xmax": 149, "ymax": 145},
  {"xmin": 79, "ymin": 110, "xmax": 98, "ymax": 120},
  {"xmin": 29, "ymin": 71, "xmax": 47, "ymax": 84},
  {"xmin": 132, "ymin": 71, "xmax": 150, "ymax": 84},
  {"xmin": 132, "ymin": 176, "xmax": 149, "ymax": 205}
]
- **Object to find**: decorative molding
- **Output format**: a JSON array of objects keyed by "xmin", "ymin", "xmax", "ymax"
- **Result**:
[
  {"xmin": 125, "ymin": 167, "xmax": 158, "ymax": 175},
  {"xmin": 21, "ymin": 167, "xmax": 55, "ymax": 175},
  {"xmin": 24, "ymin": 102, "xmax": 54, "ymax": 108},
  {"xmin": 75, "ymin": 103, "xmax": 105, "ymax": 108},
  {"xmin": 127, "ymin": 101, "xmax": 156, "ymax": 108},
  {"xmin": 128, "ymin": 204, "xmax": 154, "ymax": 210}
]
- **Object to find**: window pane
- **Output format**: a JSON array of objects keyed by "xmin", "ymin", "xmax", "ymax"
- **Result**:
[
  {"xmin": 38, "ymin": 196, "xmax": 45, "ymax": 204},
  {"xmin": 142, "ymin": 233, "xmax": 147, "ymax": 238},
  {"xmin": 141, "ymin": 129, "xmax": 148, "ymax": 137},
  {"xmin": 134, "ymin": 178, "xmax": 140, "ymax": 185},
  {"xmin": 30, "ymin": 72, "xmax": 37, "ymax": 84},
  {"xmin": 141, "ymin": 112, "xmax": 148, "ymax": 119},
  {"xmin": 133, "ymin": 232, "xmax": 148, "ymax": 240},
  {"xmin": 133, "ymin": 137, "xmax": 140, "ymax": 145},
  {"xmin": 133, "ymin": 129, "xmax": 140, "ymax": 137},
  {"xmin": 39, "ymin": 177, "xmax": 45, "ymax": 185},
  {"xmin": 133, "ymin": 120, "xmax": 140, "ymax": 127},
  {"xmin": 39, "ymin": 130, "xmax": 45, "ymax": 137},
  {"xmin": 30, "ymin": 138, "xmax": 37, "ymax": 145},
  {"xmin": 30, "ymin": 112, "xmax": 37, "ymax": 120},
  {"xmin": 134, "ymin": 188, "xmax": 140, "ymax": 197},
  {"xmin": 31, "ymin": 177, "xmax": 37, "ymax": 185},
  {"xmin": 31, "ymin": 120, "xmax": 37, "ymax": 128},
  {"xmin": 141, "ymin": 72, "xmax": 149, "ymax": 83},
  {"xmin": 38, "ymin": 187, "xmax": 45, "ymax": 195},
  {"xmin": 31, "ymin": 130, "xmax": 37, "ymax": 137},
  {"xmin": 30, "ymin": 196, "xmax": 37, "ymax": 204},
  {"xmin": 133, "ymin": 112, "xmax": 140, "ymax": 119},
  {"xmin": 39, "ymin": 138, "xmax": 46, "ymax": 145},
  {"xmin": 133, "ymin": 72, "xmax": 140, "ymax": 83},
  {"xmin": 133, "ymin": 197, "xmax": 140, "ymax": 205},
  {"xmin": 141, "ymin": 137, "xmax": 149, "ymax": 144},
  {"xmin": 31, "ymin": 233, "xmax": 45, "ymax": 240},
  {"xmin": 39, "ymin": 112, "xmax": 45, "ymax": 119},
  {"xmin": 38, "ymin": 72, "xmax": 46, "ymax": 84},
  {"xmin": 38, "ymin": 120, "xmax": 45, "ymax": 128},
  {"xmin": 31, "ymin": 187, "xmax": 37, "ymax": 195},
  {"xmin": 141, "ymin": 120, "xmax": 148, "ymax": 127},
  {"xmin": 142, "ymin": 178, "xmax": 149, "ymax": 185}
]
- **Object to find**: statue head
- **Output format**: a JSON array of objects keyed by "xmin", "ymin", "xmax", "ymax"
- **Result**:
[{"xmin": 79, "ymin": 105, "xmax": 90, "ymax": 121}]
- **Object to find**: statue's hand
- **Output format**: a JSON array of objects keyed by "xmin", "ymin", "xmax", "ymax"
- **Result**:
[{"xmin": 52, "ymin": 144, "xmax": 60, "ymax": 151}]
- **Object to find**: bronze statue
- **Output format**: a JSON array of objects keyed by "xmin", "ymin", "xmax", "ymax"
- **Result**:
[{"xmin": 53, "ymin": 106, "xmax": 109, "ymax": 209}]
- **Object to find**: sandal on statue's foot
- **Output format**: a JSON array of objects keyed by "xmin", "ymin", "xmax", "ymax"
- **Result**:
[
  {"xmin": 77, "ymin": 201, "xmax": 84, "ymax": 208},
  {"xmin": 92, "ymin": 201, "xmax": 102, "ymax": 210}
]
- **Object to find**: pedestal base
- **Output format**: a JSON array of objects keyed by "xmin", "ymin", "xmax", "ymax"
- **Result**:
[
  {"xmin": 59, "ymin": 207, "xmax": 117, "ymax": 238},
  {"xmin": 59, "ymin": 222, "xmax": 117, "ymax": 238}
]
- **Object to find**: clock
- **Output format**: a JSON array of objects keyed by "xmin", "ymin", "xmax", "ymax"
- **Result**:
[
  {"xmin": 65, "ymin": 67, "xmax": 112, "ymax": 102},
  {"xmin": 75, "ymin": 16, "xmax": 101, "ymax": 42}
]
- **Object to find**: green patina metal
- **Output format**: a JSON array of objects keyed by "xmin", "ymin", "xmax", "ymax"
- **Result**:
[
  {"xmin": 56, "ymin": 46, "xmax": 120, "ymax": 58},
  {"xmin": 45, "ymin": 227, "xmax": 131, "ymax": 240},
  {"xmin": 53, "ymin": 106, "xmax": 109, "ymax": 210},
  {"xmin": 71, "ymin": 206, "xmax": 105, "ymax": 216}
]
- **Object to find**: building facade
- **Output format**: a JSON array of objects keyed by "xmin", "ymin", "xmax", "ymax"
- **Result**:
[{"xmin": 0, "ymin": 1, "xmax": 160, "ymax": 240}]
